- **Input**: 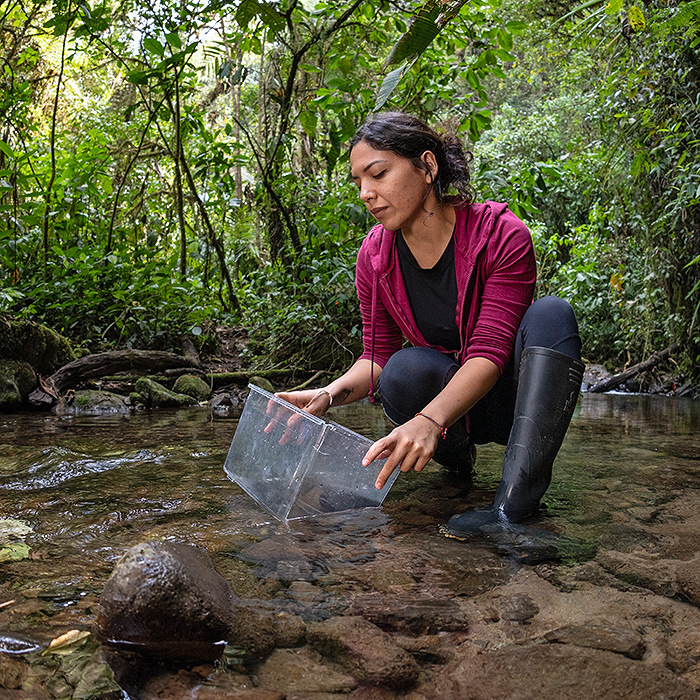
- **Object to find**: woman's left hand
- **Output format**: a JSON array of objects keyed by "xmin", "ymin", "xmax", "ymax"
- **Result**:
[{"xmin": 362, "ymin": 416, "xmax": 442, "ymax": 489}]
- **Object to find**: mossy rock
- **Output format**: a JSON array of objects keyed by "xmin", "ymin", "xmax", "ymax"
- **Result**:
[
  {"xmin": 58, "ymin": 390, "xmax": 130, "ymax": 415},
  {"xmin": 172, "ymin": 374, "xmax": 211, "ymax": 401},
  {"xmin": 0, "ymin": 317, "xmax": 75, "ymax": 374},
  {"xmin": 0, "ymin": 360, "xmax": 38, "ymax": 411},
  {"xmin": 249, "ymin": 375, "xmax": 275, "ymax": 393},
  {"xmin": 134, "ymin": 378, "xmax": 198, "ymax": 408}
]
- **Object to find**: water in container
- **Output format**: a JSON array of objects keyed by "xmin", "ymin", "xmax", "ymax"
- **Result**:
[{"xmin": 223, "ymin": 384, "xmax": 398, "ymax": 520}]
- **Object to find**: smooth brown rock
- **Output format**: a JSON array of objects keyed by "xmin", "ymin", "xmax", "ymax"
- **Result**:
[
  {"xmin": 98, "ymin": 541, "xmax": 237, "ymax": 661},
  {"xmin": 255, "ymin": 649, "xmax": 357, "ymax": 694},
  {"xmin": 543, "ymin": 624, "xmax": 645, "ymax": 659},
  {"xmin": 425, "ymin": 644, "xmax": 698, "ymax": 699},
  {"xmin": 308, "ymin": 616, "xmax": 419, "ymax": 690},
  {"xmin": 675, "ymin": 557, "xmax": 700, "ymax": 605}
]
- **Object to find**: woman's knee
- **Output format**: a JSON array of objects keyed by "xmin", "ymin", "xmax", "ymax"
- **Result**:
[
  {"xmin": 379, "ymin": 347, "xmax": 457, "ymax": 423},
  {"xmin": 518, "ymin": 296, "xmax": 581, "ymax": 360}
]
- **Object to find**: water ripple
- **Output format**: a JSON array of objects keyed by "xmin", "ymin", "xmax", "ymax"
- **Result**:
[{"xmin": 0, "ymin": 447, "xmax": 167, "ymax": 491}]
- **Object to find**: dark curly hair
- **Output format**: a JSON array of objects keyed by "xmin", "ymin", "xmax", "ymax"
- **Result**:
[{"xmin": 349, "ymin": 112, "xmax": 475, "ymax": 208}]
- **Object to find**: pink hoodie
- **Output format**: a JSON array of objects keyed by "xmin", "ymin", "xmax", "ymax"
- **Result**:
[{"xmin": 355, "ymin": 202, "xmax": 536, "ymax": 384}]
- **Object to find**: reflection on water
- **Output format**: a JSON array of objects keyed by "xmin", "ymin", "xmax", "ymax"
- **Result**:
[{"xmin": 0, "ymin": 394, "xmax": 699, "ymax": 651}]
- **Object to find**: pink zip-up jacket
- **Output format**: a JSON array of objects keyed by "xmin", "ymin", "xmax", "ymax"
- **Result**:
[{"xmin": 355, "ymin": 202, "xmax": 536, "ymax": 383}]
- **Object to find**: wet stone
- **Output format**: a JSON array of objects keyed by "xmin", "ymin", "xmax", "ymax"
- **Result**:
[
  {"xmin": 348, "ymin": 593, "xmax": 468, "ymax": 635},
  {"xmin": 230, "ymin": 602, "xmax": 307, "ymax": 661},
  {"xmin": 0, "ymin": 654, "xmax": 29, "ymax": 689},
  {"xmin": 543, "ymin": 624, "xmax": 645, "ymax": 659},
  {"xmin": 254, "ymin": 648, "xmax": 357, "ymax": 694},
  {"xmin": 674, "ymin": 557, "xmax": 700, "ymax": 606},
  {"xmin": 423, "ymin": 644, "xmax": 698, "ymax": 699},
  {"xmin": 496, "ymin": 594, "xmax": 540, "ymax": 623},
  {"xmin": 97, "ymin": 540, "xmax": 237, "ymax": 661},
  {"xmin": 307, "ymin": 616, "xmax": 420, "ymax": 690}
]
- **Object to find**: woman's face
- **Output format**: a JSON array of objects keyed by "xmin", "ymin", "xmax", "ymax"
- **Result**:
[{"xmin": 350, "ymin": 140, "xmax": 437, "ymax": 234}]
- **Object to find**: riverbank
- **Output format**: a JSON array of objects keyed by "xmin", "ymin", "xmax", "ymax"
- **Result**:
[{"xmin": 1, "ymin": 395, "xmax": 700, "ymax": 698}]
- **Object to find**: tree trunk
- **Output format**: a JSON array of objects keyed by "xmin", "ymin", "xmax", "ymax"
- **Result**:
[
  {"xmin": 588, "ymin": 343, "xmax": 679, "ymax": 393},
  {"xmin": 29, "ymin": 350, "xmax": 199, "ymax": 406}
]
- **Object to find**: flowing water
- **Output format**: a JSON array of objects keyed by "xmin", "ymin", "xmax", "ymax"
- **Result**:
[{"xmin": 1, "ymin": 394, "xmax": 699, "ymax": 697}]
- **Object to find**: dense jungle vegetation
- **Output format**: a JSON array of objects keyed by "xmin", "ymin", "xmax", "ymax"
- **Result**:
[{"xmin": 1, "ymin": 0, "xmax": 699, "ymax": 384}]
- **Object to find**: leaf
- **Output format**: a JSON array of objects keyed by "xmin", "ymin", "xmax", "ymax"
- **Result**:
[
  {"xmin": 497, "ymin": 28, "xmax": 513, "ymax": 51},
  {"xmin": 0, "ymin": 140, "xmax": 14, "ymax": 158},
  {"xmin": 384, "ymin": 0, "xmax": 442, "ymax": 68},
  {"xmin": 42, "ymin": 630, "xmax": 91, "ymax": 656},
  {"xmin": 143, "ymin": 37, "xmax": 165, "ymax": 57},
  {"xmin": 0, "ymin": 543, "xmax": 30, "ymax": 563},
  {"xmin": 165, "ymin": 32, "xmax": 182, "ymax": 49},
  {"xmin": 126, "ymin": 70, "xmax": 149, "ymax": 85},
  {"xmin": 374, "ymin": 60, "xmax": 416, "ymax": 110},
  {"xmin": 605, "ymin": 0, "xmax": 623, "ymax": 15},
  {"xmin": 628, "ymin": 5, "xmax": 646, "ymax": 31}
]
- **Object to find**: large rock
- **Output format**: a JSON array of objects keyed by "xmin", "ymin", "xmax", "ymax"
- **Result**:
[
  {"xmin": 307, "ymin": 616, "xmax": 419, "ymax": 690},
  {"xmin": 132, "ymin": 378, "xmax": 198, "ymax": 408},
  {"xmin": 97, "ymin": 541, "xmax": 237, "ymax": 661},
  {"xmin": 255, "ymin": 649, "xmax": 357, "ymax": 694},
  {"xmin": 173, "ymin": 374, "xmax": 211, "ymax": 401},
  {"xmin": 0, "ymin": 360, "xmax": 37, "ymax": 410},
  {"xmin": 423, "ymin": 644, "xmax": 698, "ymax": 699},
  {"xmin": 0, "ymin": 318, "xmax": 75, "ymax": 374}
]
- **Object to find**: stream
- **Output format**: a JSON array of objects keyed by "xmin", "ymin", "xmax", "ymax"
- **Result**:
[{"xmin": 1, "ymin": 393, "xmax": 700, "ymax": 698}]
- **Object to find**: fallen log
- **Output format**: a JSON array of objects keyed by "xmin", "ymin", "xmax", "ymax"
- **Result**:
[
  {"xmin": 29, "ymin": 350, "xmax": 199, "ymax": 407},
  {"xmin": 588, "ymin": 343, "xmax": 679, "ymax": 393}
]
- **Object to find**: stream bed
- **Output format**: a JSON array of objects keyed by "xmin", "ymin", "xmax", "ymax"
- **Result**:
[{"xmin": 1, "ymin": 393, "xmax": 700, "ymax": 699}]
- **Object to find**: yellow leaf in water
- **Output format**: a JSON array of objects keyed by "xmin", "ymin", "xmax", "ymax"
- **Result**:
[{"xmin": 42, "ymin": 630, "xmax": 91, "ymax": 655}]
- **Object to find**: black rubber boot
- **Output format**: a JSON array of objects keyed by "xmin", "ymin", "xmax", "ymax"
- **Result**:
[{"xmin": 444, "ymin": 346, "xmax": 585, "ymax": 538}]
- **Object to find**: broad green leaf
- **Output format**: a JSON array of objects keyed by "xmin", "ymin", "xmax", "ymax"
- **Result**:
[
  {"xmin": 605, "ymin": 0, "xmax": 623, "ymax": 15},
  {"xmin": 299, "ymin": 110, "xmax": 318, "ymax": 135},
  {"xmin": 143, "ymin": 37, "xmax": 165, "ymax": 56},
  {"xmin": 384, "ymin": 0, "xmax": 441, "ymax": 68},
  {"xmin": 628, "ymin": 5, "xmax": 646, "ymax": 31},
  {"xmin": 0, "ymin": 140, "xmax": 13, "ymax": 158},
  {"xmin": 375, "ymin": 60, "xmax": 416, "ymax": 110},
  {"xmin": 506, "ymin": 20, "xmax": 527, "ymax": 32},
  {"xmin": 497, "ymin": 28, "xmax": 513, "ymax": 51},
  {"xmin": 165, "ymin": 32, "xmax": 182, "ymax": 49},
  {"xmin": 126, "ymin": 70, "xmax": 149, "ymax": 85}
]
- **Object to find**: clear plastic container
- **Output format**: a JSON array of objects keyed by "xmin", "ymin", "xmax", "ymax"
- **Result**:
[{"xmin": 223, "ymin": 384, "xmax": 398, "ymax": 520}]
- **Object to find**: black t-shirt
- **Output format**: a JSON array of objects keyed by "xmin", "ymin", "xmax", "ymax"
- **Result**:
[{"xmin": 396, "ymin": 230, "xmax": 460, "ymax": 351}]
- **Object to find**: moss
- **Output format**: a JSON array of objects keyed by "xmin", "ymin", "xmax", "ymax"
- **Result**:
[
  {"xmin": 134, "ymin": 378, "xmax": 197, "ymax": 408},
  {"xmin": 0, "ymin": 317, "xmax": 75, "ymax": 374},
  {"xmin": 172, "ymin": 374, "xmax": 211, "ymax": 401},
  {"xmin": 0, "ymin": 360, "xmax": 38, "ymax": 411},
  {"xmin": 249, "ymin": 375, "xmax": 275, "ymax": 393}
]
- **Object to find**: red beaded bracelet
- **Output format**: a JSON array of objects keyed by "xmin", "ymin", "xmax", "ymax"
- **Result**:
[{"xmin": 415, "ymin": 412, "xmax": 447, "ymax": 440}]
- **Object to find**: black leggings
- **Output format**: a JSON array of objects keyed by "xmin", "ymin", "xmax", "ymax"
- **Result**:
[{"xmin": 377, "ymin": 296, "xmax": 582, "ymax": 448}]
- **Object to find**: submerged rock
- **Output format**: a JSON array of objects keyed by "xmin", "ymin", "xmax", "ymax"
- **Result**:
[
  {"xmin": 307, "ymin": 616, "xmax": 419, "ymax": 690},
  {"xmin": 422, "ymin": 644, "xmax": 698, "ymax": 699},
  {"xmin": 98, "ymin": 540, "xmax": 237, "ymax": 661}
]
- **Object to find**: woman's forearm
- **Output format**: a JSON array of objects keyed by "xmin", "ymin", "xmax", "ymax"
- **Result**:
[
  {"xmin": 418, "ymin": 356, "xmax": 501, "ymax": 430},
  {"xmin": 322, "ymin": 358, "xmax": 383, "ymax": 407}
]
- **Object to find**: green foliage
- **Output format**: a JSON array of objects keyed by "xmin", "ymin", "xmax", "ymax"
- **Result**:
[{"xmin": 241, "ymin": 180, "xmax": 367, "ymax": 370}]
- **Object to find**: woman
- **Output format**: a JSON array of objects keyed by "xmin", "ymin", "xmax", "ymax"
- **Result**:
[{"xmin": 276, "ymin": 112, "xmax": 584, "ymax": 536}]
